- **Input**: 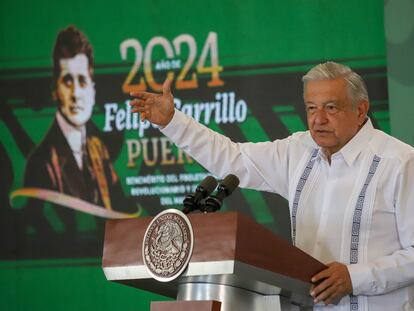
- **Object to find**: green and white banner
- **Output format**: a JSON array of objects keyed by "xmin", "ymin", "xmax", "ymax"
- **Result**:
[{"xmin": 0, "ymin": 0, "xmax": 388, "ymax": 310}]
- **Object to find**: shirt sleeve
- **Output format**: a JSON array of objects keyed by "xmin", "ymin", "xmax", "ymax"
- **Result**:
[
  {"xmin": 348, "ymin": 154, "xmax": 414, "ymax": 296},
  {"xmin": 160, "ymin": 109, "xmax": 292, "ymax": 198}
]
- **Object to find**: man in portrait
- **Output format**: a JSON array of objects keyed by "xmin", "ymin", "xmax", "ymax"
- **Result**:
[{"xmin": 22, "ymin": 26, "xmax": 132, "ymax": 257}]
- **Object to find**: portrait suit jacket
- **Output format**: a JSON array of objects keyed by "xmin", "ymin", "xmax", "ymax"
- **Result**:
[
  {"xmin": 24, "ymin": 118, "xmax": 127, "ymax": 207},
  {"xmin": 22, "ymin": 117, "xmax": 131, "ymax": 257}
]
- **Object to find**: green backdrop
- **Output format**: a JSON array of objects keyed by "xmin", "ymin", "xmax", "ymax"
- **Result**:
[
  {"xmin": 384, "ymin": 0, "xmax": 414, "ymax": 147},
  {"xmin": 0, "ymin": 0, "xmax": 389, "ymax": 310}
]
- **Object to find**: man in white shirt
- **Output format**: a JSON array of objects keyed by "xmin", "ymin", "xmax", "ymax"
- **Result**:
[{"xmin": 130, "ymin": 62, "xmax": 414, "ymax": 310}]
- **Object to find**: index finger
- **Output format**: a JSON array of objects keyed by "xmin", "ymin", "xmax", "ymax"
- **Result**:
[
  {"xmin": 311, "ymin": 267, "xmax": 331, "ymax": 283},
  {"xmin": 129, "ymin": 91, "xmax": 155, "ymax": 99}
]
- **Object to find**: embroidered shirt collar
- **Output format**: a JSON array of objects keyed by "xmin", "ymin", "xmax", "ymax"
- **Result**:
[{"xmin": 315, "ymin": 118, "xmax": 374, "ymax": 166}]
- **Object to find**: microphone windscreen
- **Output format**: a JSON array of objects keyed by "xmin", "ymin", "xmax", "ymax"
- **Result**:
[
  {"xmin": 221, "ymin": 174, "xmax": 240, "ymax": 194},
  {"xmin": 199, "ymin": 175, "xmax": 218, "ymax": 194}
]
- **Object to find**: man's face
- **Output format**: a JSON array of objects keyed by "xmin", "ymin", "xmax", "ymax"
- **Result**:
[
  {"xmin": 304, "ymin": 78, "xmax": 368, "ymax": 156},
  {"xmin": 55, "ymin": 53, "xmax": 95, "ymax": 127}
]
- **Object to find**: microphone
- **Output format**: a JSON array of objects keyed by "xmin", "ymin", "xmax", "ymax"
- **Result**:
[
  {"xmin": 182, "ymin": 176, "xmax": 218, "ymax": 214},
  {"xmin": 202, "ymin": 174, "xmax": 240, "ymax": 213}
]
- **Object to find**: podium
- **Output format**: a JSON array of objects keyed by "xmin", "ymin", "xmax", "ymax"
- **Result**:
[{"xmin": 102, "ymin": 212, "xmax": 326, "ymax": 311}]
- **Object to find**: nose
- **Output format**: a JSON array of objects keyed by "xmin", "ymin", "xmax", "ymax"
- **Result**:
[
  {"xmin": 313, "ymin": 109, "xmax": 328, "ymax": 125},
  {"xmin": 73, "ymin": 79, "xmax": 83, "ymax": 98}
]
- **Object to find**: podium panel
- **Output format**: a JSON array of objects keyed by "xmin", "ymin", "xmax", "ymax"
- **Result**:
[{"xmin": 102, "ymin": 212, "xmax": 326, "ymax": 310}]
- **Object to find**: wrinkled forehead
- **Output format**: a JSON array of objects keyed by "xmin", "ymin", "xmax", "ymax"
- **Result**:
[
  {"xmin": 303, "ymin": 78, "xmax": 349, "ymax": 102},
  {"xmin": 58, "ymin": 53, "xmax": 90, "ymax": 77}
]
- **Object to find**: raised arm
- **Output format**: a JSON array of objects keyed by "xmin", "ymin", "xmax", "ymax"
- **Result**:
[{"xmin": 129, "ymin": 79, "xmax": 294, "ymax": 197}]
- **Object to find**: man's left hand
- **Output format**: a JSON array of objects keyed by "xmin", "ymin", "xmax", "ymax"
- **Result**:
[{"xmin": 310, "ymin": 262, "xmax": 353, "ymax": 305}]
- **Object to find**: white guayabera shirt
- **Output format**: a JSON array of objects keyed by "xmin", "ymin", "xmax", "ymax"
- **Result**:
[{"xmin": 161, "ymin": 109, "xmax": 414, "ymax": 311}]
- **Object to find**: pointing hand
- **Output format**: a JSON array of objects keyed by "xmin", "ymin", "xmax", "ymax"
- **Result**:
[{"xmin": 129, "ymin": 78, "xmax": 175, "ymax": 127}]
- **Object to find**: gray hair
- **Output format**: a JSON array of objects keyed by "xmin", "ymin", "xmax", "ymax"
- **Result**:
[{"xmin": 302, "ymin": 61, "xmax": 369, "ymax": 106}]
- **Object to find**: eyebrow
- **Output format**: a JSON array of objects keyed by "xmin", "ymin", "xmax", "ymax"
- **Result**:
[
  {"xmin": 304, "ymin": 100, "xmax": 339, "ymax": 105},
  {"xmin": 62, "ymin": 73, "xmax": 73, "ymax": 79}
]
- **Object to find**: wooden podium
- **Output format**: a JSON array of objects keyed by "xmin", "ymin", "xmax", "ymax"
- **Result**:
[{"xmin": 102, "ymin": 212, "xmax": 326, "ymax": 311}]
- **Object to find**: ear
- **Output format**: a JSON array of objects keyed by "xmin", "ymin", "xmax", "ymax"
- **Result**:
[
  {"xmin": 52, "ymin": 86, "xmax": 62, "ymax": 103},
  {"xmin": 357, "ymin": 100, "xmax": 369, "ymax": 126},
  {"xmin": 52, "ymin": 89, "xmax": 58, "ymax": 101},
  {"xmin": 89, "ymin": 67, "xmax": 94, "ymax": 81}
]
